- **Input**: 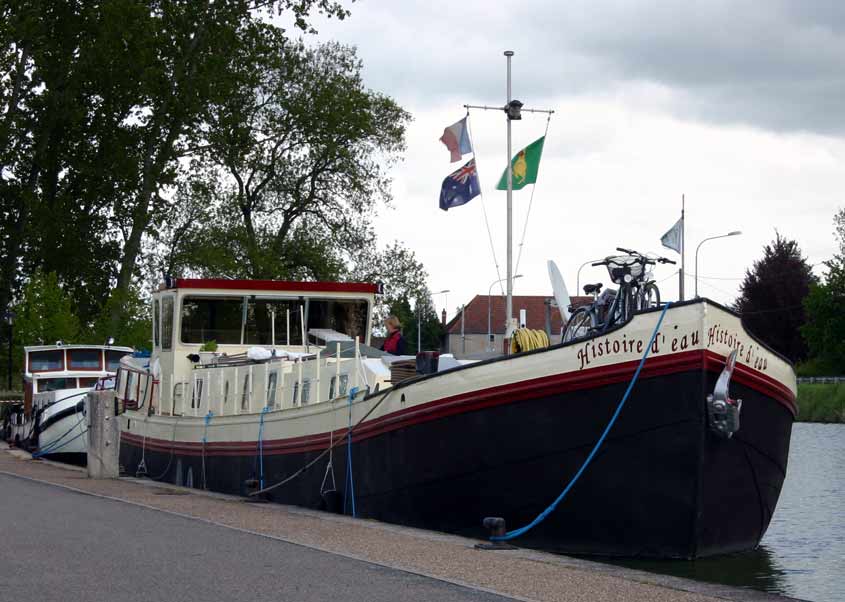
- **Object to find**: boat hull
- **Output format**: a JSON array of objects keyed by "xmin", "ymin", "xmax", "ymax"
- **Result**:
[
  {"xmin": 37, "ymin": 399, "xmax": 88, "ymax": 465},
  {"xmin": 119, "ymin": 301, "xmax": 795, "ymax": 558}
]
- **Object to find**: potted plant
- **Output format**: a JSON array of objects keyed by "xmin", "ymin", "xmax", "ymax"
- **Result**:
[{"xmin": 198, "ymin": 340, "xmax": 218, "ymax": 364}]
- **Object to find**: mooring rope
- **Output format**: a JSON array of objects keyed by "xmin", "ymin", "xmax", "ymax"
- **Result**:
[{"xmin": 492, "ymin": 302, "xmax": 672, "ymax": 541}]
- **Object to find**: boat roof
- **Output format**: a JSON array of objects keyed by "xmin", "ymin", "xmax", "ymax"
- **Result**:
[
  {"xmin": 24, "ymin": 344, "xmax": 134, "ymax": 353},
  {"xmin": 165, "ymin": 278, "xmax": 380, "ymax": 295}
]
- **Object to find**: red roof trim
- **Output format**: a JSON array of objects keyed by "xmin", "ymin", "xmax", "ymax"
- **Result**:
[{"xmin": 172, "ymin": 278, "xmax": 378, "ymax": 294}]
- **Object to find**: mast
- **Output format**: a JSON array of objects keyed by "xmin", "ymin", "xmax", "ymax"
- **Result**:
[
  {"xmin": 463, "ymin": 52, "xmax": 553, "ymax": 353},
  {"xmin": 505, "ymin": 51, "xmax": 515, "ymax": 349},
  {"xmin": 679, "ymin": 194, "xmax": 685, "ymax": 301}
]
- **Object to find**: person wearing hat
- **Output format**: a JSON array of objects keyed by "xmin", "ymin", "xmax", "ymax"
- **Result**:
[{"xmin": 381, "ymin": 315, "xmax": 407, "ymax": 355}]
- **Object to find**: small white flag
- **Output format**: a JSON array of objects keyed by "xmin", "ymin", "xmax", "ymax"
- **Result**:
[{"xmin": 661, "ymin": 219, "xmax": 683, "ymax": 253}]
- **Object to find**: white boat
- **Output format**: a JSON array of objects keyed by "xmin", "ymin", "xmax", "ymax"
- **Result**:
[{"xmin": 19, "ymin": 343, "xmax": 133, "ymax": 463}]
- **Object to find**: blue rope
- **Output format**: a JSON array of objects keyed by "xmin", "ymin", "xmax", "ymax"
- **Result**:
[
  {"xmin": 32, "ymin": 414, "xmax": 87, "ymax": 457},
  {"xmin": 32, "ymin": 422, "xmax": 88, "ymax": 458},
  {"xmin": 258, "ymin": 406, "xmax": 270, "ymax": 489},
  {"xmin": 202, "ymin": 410, "xmax": 213, "ymax": 444},
  {"xmin": 344, "ymin": 387, "xmax": 359, "ymax": 517},
  {"xmin": 492, "ymin": 302, "xmax": 672, "ymax": 541}
]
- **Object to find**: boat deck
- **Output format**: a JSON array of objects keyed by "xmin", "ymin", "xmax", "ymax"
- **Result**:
[{"xmin": 0, "ymin": 443, "xmax": 797, "ymax": 602}]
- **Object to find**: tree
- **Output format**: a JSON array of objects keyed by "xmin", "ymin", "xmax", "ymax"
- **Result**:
[
  {"xmin": 735, "ymin": 233, "xmax": 817, "ymax": 363},
  {"xmin": 11, "ymin": 271, "xmax": 80, "ymax": 375},
  {"xmin": 173, "ymin": 41, "xmax": 409, "ymax": 281},
  {"xmin": 0, "ymin": 1, "xmax": 352, "ymax": 334},
  {"xmin": 801, "ymin": 209, "xmax": 845, "ymax": 373}
]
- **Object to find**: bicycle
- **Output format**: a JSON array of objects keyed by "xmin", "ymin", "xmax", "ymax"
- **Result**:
[{"xmin": 562, "ymin": 248, "xmax": 675, "ymax": 342}]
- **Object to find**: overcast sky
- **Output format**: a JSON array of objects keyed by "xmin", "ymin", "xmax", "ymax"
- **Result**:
[{"xmin": 283, "ymin": 1, "xmax": 843, "ymax": 322}]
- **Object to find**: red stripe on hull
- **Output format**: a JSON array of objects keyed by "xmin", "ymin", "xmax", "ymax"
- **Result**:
[{"xmin": 122, "ymin": 348, "xmax": 795, "ymax": 457}]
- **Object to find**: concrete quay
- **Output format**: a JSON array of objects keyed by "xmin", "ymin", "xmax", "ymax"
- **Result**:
[{"xmin": 0, "ymin": 445, "xmax": 803, "ymax": 602}]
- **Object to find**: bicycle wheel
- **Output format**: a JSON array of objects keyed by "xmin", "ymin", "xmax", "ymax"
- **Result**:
[
  {"xmin": 638, "ymin": 282, "xmax": 661, "ymax": 310},
  {"xmin": 562, "ymin": 307, "xmax": 596, "ymax": 342}
]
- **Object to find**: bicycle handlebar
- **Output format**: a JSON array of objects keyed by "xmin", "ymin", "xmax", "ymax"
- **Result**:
[{"xmin": 615, "ymin": 247, "xmax": 636, "ymax": 254}]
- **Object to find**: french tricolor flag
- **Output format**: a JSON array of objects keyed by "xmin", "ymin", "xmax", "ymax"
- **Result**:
[{"xmin": 439, "ymin": 116, "xmax": 473, "ymax": 162}]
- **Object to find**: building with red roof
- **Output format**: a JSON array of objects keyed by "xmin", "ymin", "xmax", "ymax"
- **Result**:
[{"xmin": 443, "ymin": 294, "xmax": 592, "ymax": 358}]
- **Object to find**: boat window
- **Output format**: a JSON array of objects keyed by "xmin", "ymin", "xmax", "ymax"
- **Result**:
[
  {"xmin": 162, "ymin": 296, "xmax": 174, "ymax": 350},
  {"xmin": 106, "ymin": 350, "xmax": 127, "ymax": 372},
  {"xmin": 30, "ymin": 350, "xmax": 64, "ymax": 372},
  {"xmin": 307, "ymin": 299, "xmax": 369, "ymax": 343},
  {"xmin": 241, "ymin": 373, "xmax": 250, "ymax": 410},
  {"xmin": 301, "ymin": 379, "xmax": 310, "ymax": 404},
  {"xmin": 153, "ymin": 299, "xmax": 160, "ymax": 348},
  {"xmin": 292, "ymin": 381, "xmax": 299, "ymax": 405},
  {"xmin": 173, "ymin": 382, "xmax": 184, "ymax": 413},
  {"xmin": 68, "ymin": 349, "xmax": 102, "ymax": 371},
  {"xmin": 181, "ymin": 296, "xmax": 244, "ymax": 345},
  {"xmin": 267, "ymin": 371, "xmax": 278, "ymax": 408},
  {"xmin": 339, "ymin": 374, "xmax": 349, "ymax": 397},
  {"xmin": 223, "ymin": 380, "xmax": 230, "ymax": 405},
  {"xmin": 193, "ymin": 379, "xmax": 203, "ymax": 409},
  {"xmin": 78, "ymin": 377, "xmax": 99, "ymax": 388},
  {"xmin": 38, "ymin": 378, "xmax": 74, "ymax": 392},
  {"xmin": 329, "ymin": 376, "xmax": 336, "ymax": 399},
  {"xmin": 244, "ymin": 299, "xmax": 304, "ymax": 346}
]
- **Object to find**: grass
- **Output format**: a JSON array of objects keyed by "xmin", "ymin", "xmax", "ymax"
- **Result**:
[{"xmin": 796, "ymin": 383, "xmax": 845, "ymax": 423}]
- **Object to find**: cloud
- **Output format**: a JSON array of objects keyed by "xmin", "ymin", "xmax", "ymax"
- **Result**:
[{"xmin": 297, "ymin": 0, "xmax": 845, "ymax": 135}]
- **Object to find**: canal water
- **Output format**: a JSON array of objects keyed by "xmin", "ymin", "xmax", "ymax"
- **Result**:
[{"xmin": 607, "ymin": 423, "xmax": 844, "ymax": 602}]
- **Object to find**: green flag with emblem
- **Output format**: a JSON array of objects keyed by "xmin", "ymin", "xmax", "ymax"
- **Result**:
[{"xmin": 496, "ymin": 136, "xmax": 545, "ymax": 190}]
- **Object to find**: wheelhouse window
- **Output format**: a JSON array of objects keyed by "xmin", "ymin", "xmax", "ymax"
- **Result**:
[
  {"xmin": 266, "ymin": 371, "xmax": 278, "ymax": 408},
  {"xmin": 78, "ymin": 377, "xmax": 100, "ymax": 388},
  {"xmin": 244, "ymin": 299, "xmax": 304, "ymax": 346},
  {"xmin": 30, "ymin": 350, "xmax": 64, "ymax": 372},
  {"xmin": 181, "ymin": 296, "xmax": 244, "ymax": 345},
  {"xmin": 162, "ymin": 296, "xmax": 174, "ymax": 350},
  {"xmin": 37, "ymin": 378, "xmax": 74, "ymax": 392},
  {"xmin": 307, "ymin": 299, "xmax": 369, "ymax": 343},
  {"xmin": 68, "ymin": 349, "xmax": 102, "ymax": 371},
  {"xmin": 106, "ymin": 350, "xmax": 127, "ymax": 372},
  {"xmin": 153, "ymin": 299, "xmax": 160, "ymax": 348}
]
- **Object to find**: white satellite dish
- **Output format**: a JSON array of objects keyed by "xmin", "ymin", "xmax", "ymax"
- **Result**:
[{"xmin": 547, "ymin": 260, "xmax": 571, "ymax": 323}]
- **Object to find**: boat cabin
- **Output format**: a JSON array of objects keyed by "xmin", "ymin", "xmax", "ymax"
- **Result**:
[
  {"xmin": 129, "ymin": 278, "xmax": 380, "ymax": 416},
  {"xmin": 22, "ymin": 344, "xmax": 134, "ymax": 416}
]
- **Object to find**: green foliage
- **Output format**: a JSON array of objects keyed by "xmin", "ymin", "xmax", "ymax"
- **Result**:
[
  {"xmin": 386, "ymin": 296, "xmax": 444, "ymax": 354},
  {"xmin": 87, "ymin": 286, "xmax": 152, "ymax": 351},
  {"xmin": 796, "ymin": 383, "xmax": 845, "ymax": 423},
  {"xmin": 199, "ymin": 340, "xmax": 217, "ymax": 352},
  {"xmin": 801, "ymin": 208, "xmax": 845, "ymax": 373},
  {"xmin": 735, "ymin": 233, "xmax": 817, "ymax": 363},
  {"xmin": 12, "ymin": 271, "xmax": 80, "ymax": 367}
]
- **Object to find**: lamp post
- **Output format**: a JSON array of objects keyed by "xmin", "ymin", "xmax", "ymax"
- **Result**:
[
  {"xmin": 576, "ymin": 258, "xmax": 605, "ymax": 295},
  {"xmin": 488, "ymin": 275, "xmax": 523, "ymax": 352},
  {"xmin": 419, "ymin": 289, "xmax": 449, "ymax": 352},
  {"xmin": 4, "ymin": 310, "xmax": 14, "ymax": 391},
  {"xmin": 695, "ymin": 231, "xmax": 742, "ymax": 298}
]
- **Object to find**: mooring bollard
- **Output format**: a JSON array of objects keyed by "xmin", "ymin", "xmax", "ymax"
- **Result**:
[{"xmin": 86, "ymin": 390, "xmax": 120, "ymax": 479}]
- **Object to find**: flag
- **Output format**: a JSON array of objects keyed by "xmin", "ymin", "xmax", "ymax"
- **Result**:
[
  {"xmin": 439, "ymin": 117, "xmax": 473, "ymax": 162},
  {"xmin": 439, "ymin": 159, "xmax": 480, "ymax": 211},
  {"xmin": 496, "ymin": 136, "xmax": 545, "ymax": 190},
  {"xmin": 661, "ymin": 218, "xmax": 683, "ymax": 253}
]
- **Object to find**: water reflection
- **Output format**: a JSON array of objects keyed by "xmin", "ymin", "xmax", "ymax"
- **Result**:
[
  {"xmin": 598, "ymin": 423, "xmax": 845, "ymax": 602},
  {"xmin": 610, "ymin": 544, "xmax": 790, "ymax": 595}
]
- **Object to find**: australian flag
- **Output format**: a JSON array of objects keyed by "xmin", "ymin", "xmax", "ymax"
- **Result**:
[{"xmin": 439, "ymin": 159, "xmax": 480, "ymax": 211}]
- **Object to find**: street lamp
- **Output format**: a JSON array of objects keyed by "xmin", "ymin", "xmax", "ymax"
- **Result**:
[
  {"xmin": 488, "ymin": 275, "xmax": 523, "ymax": 352},
  {"xmin": 576, "ymin": 258, "xmax": 605, "ymax": 295},
  {"xmin": 4, "ymin": 309, "xmax": 15, "ymax": 391},
  {"xmin": 695, "ymin": 231, "xmax": 742, "ymax": 298},
  {"xmin": 420, "ymin": 289, "xmax": 449, "ymax": 352}
]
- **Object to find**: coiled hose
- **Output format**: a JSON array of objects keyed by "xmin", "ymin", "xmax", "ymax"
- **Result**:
[{"xmin": 510, "ymin": 329, "xmax": 551, "ymax": 354}]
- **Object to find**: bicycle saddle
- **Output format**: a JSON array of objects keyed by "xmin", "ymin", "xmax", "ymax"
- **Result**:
[{"xmin": 583, "ymin": 282, "xmax": 603, "ymax": 295}]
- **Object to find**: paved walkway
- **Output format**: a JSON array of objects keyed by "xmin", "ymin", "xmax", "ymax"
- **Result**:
[{"xmin": 0, "ymin": 446, "xmax": 801, "ymax": 602}]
